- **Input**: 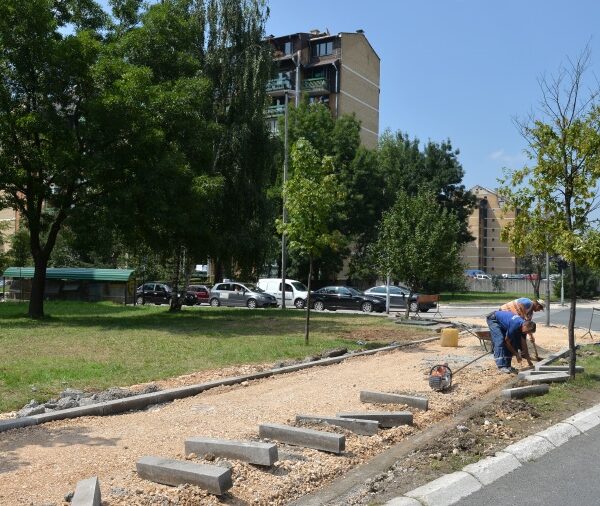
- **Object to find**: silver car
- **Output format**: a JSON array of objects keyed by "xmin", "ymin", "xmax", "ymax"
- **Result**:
[{"xmin": 209, "ymin": 281, "xmax": 278, "ymax": 309}]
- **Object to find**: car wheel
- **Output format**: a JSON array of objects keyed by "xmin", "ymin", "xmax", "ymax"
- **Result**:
[
  {"xmin": 409, "ymin": 301, "xmax": 419, "ymax": 312},
  {"xmin": 210, "ymin": 298, "xmax": 220, "ymax": 307},
  {"xmin": 294, "ymin": 298, "xmax": 305, "ymax": 309},
  {"xmin": 313, "ymin": 300, "xmax": 325, "ymax": 311},
  {"xmin": 136, "ymin": 296, "xmax": 144, "ymax": 305},
  {"xmin": 361, "ymin": 301, "xmax": 373, "ymax": 313},
  {"xmin": 247, "ymin": 298, "xmax": 257, "ymax": 309}
]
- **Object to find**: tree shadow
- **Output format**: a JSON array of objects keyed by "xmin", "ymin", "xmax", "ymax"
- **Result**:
[{"xmin": 0, "ymin": 425, "xmax": 120, "ymax": 474}]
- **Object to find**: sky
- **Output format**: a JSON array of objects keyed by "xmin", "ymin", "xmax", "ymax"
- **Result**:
[{"xmin": 266, "ymin": 0, "xmax": 600, "ymax": 190}]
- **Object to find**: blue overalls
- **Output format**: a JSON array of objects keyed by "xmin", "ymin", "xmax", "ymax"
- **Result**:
[{"xmin": 486, "ymin": 310, "xmax": 525, "ymax": 369}]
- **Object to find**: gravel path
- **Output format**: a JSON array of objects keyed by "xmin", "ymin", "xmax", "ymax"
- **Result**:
[{"xmin": 0, "ymin": 324, "xmax": 572, "ymax": 506}]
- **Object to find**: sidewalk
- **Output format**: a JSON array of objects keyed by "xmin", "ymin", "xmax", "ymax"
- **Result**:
[{"xmin": 385, "ymin": 402, "xmax": 600, "ymax": 506}]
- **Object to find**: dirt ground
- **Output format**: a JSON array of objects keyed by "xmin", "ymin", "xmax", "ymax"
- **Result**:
[{"xmin": 0, "ymin": 318, "xmax": 593, "ymax": 506}]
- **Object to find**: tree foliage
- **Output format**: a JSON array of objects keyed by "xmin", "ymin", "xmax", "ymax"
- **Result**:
[
  {"xmin": 371, "ymin": 188, "xmax": 463, "ymax": 317},
  {"xmin": 277, "ymin": 139, "xmax": 343, "ymax": 344},
  {"xmin": 500, "ymin": 48, "xmax": 600, "ymax": 377}
]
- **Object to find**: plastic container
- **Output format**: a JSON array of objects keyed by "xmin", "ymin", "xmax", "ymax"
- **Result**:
[{"xmin": 440, "ymin": 328, "xmax": 459, "ymax": 347}]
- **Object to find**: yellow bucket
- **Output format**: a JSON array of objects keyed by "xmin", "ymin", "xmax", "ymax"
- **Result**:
[{"xmin": 440, "ymin": 328, "xmax": 459, "ymax": 347}]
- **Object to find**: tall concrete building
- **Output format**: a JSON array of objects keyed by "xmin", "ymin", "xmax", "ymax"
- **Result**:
[
  {"xmin": 462, "ymin": 185, "xmax": 518, "ymax": 274},
  {"xmin": 266, "ymin": 29, "xmax": 380, "ymax": 149},
  {"xmin": 0, "ymin": 200, "xmax": 18, "ymax": 253}
]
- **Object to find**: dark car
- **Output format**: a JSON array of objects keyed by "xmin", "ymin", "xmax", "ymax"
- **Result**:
[
  {"xmin": 187, "ymin": 284, "xmax": 210, "ymax": 305},
  {"xmin": 363, "ymin": 285, "xmax": 436, "ymax": 312},
  {"xmin": 311, "ymin": 286, "xmax": 385, "ymax": 313},
  {"xmin": 136, "ymin": 282, "xmax": 173, "ymax": 305}
]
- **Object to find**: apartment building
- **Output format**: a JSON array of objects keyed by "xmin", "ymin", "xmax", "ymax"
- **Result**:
[
  {"xmin": 266, "ymin": 29, "xmax": 380, "ymax": 149},
  {"xmin": 0, "ymin": 204, "xmax": 18, "ymax": 253},
  {"xmin": 462, "ymin": 185, "xmax": 518, "ymax": 274}
]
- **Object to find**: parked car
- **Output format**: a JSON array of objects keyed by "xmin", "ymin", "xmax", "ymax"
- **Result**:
[
  {"xmin": 209, "ymin": 281, "xmax": 278, "ymax": 308},
  {"xmin": 311, "ymin": 286, "xmax": 385, "ymax": 313},
  {"xmin": 186, "ymin": 284, "xmax": 210, "ymax": 305},
  {"xmin": 257, "ymin": 278, "xmax": 308, "ymax": 309},
  {"xmin": 464, "ymin": 269, "xmax": 487, "ymax": 278},
  {"xmin": 136, "ymin": 282, "xmax": 173, "ymax": 305},
  {"xmin": 363, "ymin": 285, "xmax": 436, "ymax": 312}
]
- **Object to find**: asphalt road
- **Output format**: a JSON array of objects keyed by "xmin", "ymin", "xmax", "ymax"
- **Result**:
[
  {"xmin": 441, "ymin": 305, "xmax": 600, "ymax": 332},
  {"xmin": 456, "ymin": 424, "xmax": 600, "ymax": 506}
]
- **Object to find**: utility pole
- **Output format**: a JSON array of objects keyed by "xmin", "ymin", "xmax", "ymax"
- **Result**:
[
  {"xmin": 545, "ymin": 250, "xmax": 550, "ymax": 326},
  {"xmin": 281, "ymin": 91, "xmax": 289, "ymax": 309}
]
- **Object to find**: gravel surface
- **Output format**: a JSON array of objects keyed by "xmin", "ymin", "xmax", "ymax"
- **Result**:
[{"xmin": 0, "ymin": 322, "xmax": 579, "ymax": 506}]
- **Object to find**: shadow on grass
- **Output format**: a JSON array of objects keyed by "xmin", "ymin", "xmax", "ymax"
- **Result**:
[
  {"xmin": 0, "ymin": 302, "xmax": 390, "ymax": 339},
  {"xmin": 0, "ymin": 425, "xmax": 120, "ymax": 473}
]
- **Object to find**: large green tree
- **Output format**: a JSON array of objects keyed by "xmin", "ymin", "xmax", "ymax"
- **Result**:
[
  {"xmin": 278, "ymin": 139, "xmax": 343, "ymax": 344},
  {"xmin": 371, "ymin": 188, "xmax": 464, "ymax": 318},
  {"xmin": 500, "ymin": 49, "xmax": 600, "ymax": 377}
]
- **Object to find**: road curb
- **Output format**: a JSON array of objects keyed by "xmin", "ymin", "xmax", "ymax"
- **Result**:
[
  {"xmin": 0, "ymin": 337, "xmax": 439, "ymax": 434},
  {"xmin": 384, "ymin": 400, "xmax": 600, "ymax": 505}
]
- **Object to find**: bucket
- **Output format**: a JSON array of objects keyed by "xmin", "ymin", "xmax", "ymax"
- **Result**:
[{"xmin": 440, "ymin": 328, "xmax": 459, "ymax": 347}]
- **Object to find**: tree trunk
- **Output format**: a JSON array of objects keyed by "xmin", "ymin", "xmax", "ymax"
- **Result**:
[
  {"xmin": 568, "ymin": 261, "xmax": 577, "ymax": 378},
  {"xmin": 304, "ymin": 256, "xmax": 313, "ymax": 345},
  {"xmin": 28, "ymin": 254, "xmax": 49, "ymax": 319},
  {"xmin": 404, "ymin": 289, "xmax": 413, "ymax": 319},
  {"xmin": 169, "ymin": 247, "xmax": 184, "ymax": 312}
]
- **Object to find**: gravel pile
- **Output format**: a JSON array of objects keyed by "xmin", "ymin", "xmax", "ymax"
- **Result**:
[{"xmin": 16, "ymin": 384, "xmax": 160, "ymax": 418}]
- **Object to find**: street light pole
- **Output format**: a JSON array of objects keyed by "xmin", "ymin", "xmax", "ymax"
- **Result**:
[
  {"xmin": 546, "ymin": 250, "xmax": 550, "ymax": 326},
  {"xmin": 281, "ymin": 91, "xmax": 289, "ymax": 309}
]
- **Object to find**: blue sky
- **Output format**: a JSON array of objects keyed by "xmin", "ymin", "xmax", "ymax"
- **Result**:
[{"xmin": 267, "ymin": 0, "xmax": 600, "ymax": 189}]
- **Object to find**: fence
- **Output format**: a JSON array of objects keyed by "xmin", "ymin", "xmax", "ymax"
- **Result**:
[{"xmin": 466, "ymin": 278, "xmax": 552, "ymax": 295}]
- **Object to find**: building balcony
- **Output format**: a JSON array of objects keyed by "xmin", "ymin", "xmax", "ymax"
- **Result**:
[
  {"xmin": 266, "ymin": 77, "xmax": 293, "ymax": 95},
  {"xmin": 302, "ymin": 77, "xmax": 330, "ymax": 94},
  {"xmin": 265, "ymin": 104, "xmax": 285, "ymax": 117}
]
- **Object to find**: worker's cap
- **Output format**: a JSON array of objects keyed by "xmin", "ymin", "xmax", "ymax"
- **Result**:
[{"xmin": 535, "ymin": 299, "xmax": 546, "ymax": 310}]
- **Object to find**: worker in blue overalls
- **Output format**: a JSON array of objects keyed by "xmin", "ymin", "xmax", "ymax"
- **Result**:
[{"xmin": 486, "ymin": 310, "xmax": 537, "ymax": 373}]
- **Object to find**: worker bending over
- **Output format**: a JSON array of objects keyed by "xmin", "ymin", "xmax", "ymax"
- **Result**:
[
  {"xmin": 499, "ymin": 297, "xmax": 544, "ymax": 343},
  {"xmin": 486, "ymin": 310, "xmax": 537, "ymax": 373}
]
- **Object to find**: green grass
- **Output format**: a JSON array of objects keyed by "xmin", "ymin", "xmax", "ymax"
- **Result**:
[
  {"xmin": 528, "ymin": 347, "xmax": 600, "ymax": 413},
  {"xmin": 0, "ymin": 301, "xmax": 423, "ymax": 412}
]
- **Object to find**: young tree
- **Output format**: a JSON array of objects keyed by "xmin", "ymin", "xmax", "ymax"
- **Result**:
[
  {"xmin": 500, "ymin": 48, "xmax": 600, "ymax": 377},
  {"xmin": 277, "ymin": 139, "xmax": 343, "ymax": 344},
  {"xmin": 371, "ymin": 188, "xmax": 464, "ymax": 318}
]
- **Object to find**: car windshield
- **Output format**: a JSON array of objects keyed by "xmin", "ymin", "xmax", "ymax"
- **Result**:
[
  {"xmin": 347, "ymin": 287, "xmax": 362, "ymax": 296},
  {"xmin": 292, "ymin": 281, "xmax": 307, "ymax": 291},
  {"xmin": 243, "ymin": 284, "xmax": 264, "ymax": 293}
]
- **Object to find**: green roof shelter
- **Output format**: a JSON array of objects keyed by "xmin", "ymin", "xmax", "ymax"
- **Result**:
[{"xmin": 2, "ymin": 267, "xmax": 136, "ymax": 304}]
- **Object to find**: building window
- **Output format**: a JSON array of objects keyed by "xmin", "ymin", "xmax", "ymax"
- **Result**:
[
  {"xmin": 312, "ymin": 41, "xmax": 333, "ymax": 57},
  {"xmin": 283, "ymin": 41, "xmax": 292, "ymax": 55}
]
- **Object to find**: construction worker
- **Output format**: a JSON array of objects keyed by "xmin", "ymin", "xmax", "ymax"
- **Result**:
[
  {"xmin": 500, "ymin": 297, "xmax": 544, "ymax": 360},
  {"xmin": 486, "ymin": 310, "xmax": 537, "ymax": 373}
]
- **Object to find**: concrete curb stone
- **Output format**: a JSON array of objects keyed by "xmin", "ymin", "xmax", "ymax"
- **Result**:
[
  {"xmin": 71, "ymin": 476, "xmax": 101, "ymax": 506},
  {"xmin": 385, "ymin": 497, "xmax": 423, "ymax": 506},
  {"xmin": 461, "ymin": 451, "xmax": 521, "ymax": 486},
  {"xmin": 404, "ymin": 471, "xmax": 482, "ymax": 506},
  {"xmin": 563, "ymin": 405, "xmax": 600, "ymax": 432},
  {"xmin": 535, "ymin": 422, "xmax": 581, "ymax": 447},
  {"xmin": 502, "ymin": 384, "xmax": 549, "ymax": 399},
  {"xmin": 501, "ymin": 435, "xmax": 556, "ymax": 462}
]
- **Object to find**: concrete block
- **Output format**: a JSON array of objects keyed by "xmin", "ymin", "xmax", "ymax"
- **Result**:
[
  {"xmin": 296, "ymin": 414, "xmax": 379, "ymax": 436},
  {"xmin": 337, "ymin": 411, "xmax": 413, "ymax": 428},
  {"xmin": 71, "ymin": 476, "xmax": 101, "ymax": 506},
  {"xmin": 502, "ymin": 435, "xmax": 555, "ymax": 463},
  {"xmin": 136, "ymin": 456, "xmax": 232, "ymax": 495},
  {"xmin": 385, "ymin": 497, "xmax": 423, "ymax": 506},
  {"xmin": 462, "ymin": 451, "xmax": 521, "ymax": 485},
  {"xmin": 524, "ymin": 372, "xmax": 569, "ymax": 384},
  {"xmin": 537, "ymin": 365, "xmax": 584, "ymax": 373},
  {"xmin": 517, "ymin": 370, "xmax": 553, "ymax": 379},
  {"xmin": 535, "ymin": 422, "xmax": 581, "ymax": 447},
  {"xmin": 563, "ymin": 406, "xmax": 600, "ymax": 432},
  {"xmin": 404, "ymin": 471, "xmax": 482, "ymax": 505},
  {"xmin": 360, "ymin": 391, "xmax": 428, "ymax": 411},
  {"xmin": 502, "ymin": 384, "xmax": 549, "ymax": 399},
  {"xmin": 184, "ymin": 437, "xmax": 278, "ymax": 466},
  {"xmin": 259, "ymin": 423, "xmax": 345, "ymax": 454},
  {"xmin": 0, "ymin": 417, "xmax": 37, "ymax": 432}
]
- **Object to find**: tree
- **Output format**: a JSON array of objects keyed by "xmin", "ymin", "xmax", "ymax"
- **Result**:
[
  {"xmin": 500, "ymin": 48, "xmax": 600, "ymax": 377},
  {"xmin": 517, "ymin": 252, "xmax": 545, "ymax": 299},
  {"xmin": 277, "ymin": 139, "xmax": 343, "ymax": 344},
  {"xmin": 371, "ymin": 188, "xmax": 464, "ymax": 318}
]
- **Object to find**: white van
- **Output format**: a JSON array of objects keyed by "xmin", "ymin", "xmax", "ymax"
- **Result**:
[{"xmin": 257, "ymin": 278, "xmax": 308, "ymax": 309}]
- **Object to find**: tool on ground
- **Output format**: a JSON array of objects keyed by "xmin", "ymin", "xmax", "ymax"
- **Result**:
[
  {"xmin": 530, "ymin": 337, "xmax": 542, "ymax": 361},
  {"xmin": 428, "ymin": 351, "xmax": 491, "ymax": 391}
]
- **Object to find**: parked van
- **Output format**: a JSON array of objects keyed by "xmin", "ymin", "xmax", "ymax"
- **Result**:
[{"xmin": 257, "ymin": 278, "xmax": 308, "ymax": 309}]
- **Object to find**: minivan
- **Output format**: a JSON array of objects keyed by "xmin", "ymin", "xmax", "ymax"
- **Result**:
[{"xmin": 257, "ymin": 278, "xmax": 309, "ymax": 309}]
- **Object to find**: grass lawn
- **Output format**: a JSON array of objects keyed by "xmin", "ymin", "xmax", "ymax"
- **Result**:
[{"xmin": 0, "ymin": 301, "xmax": 427, "ymax": 412}]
